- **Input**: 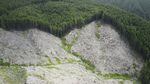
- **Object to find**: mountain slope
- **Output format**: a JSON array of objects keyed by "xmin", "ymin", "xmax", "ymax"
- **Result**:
[
  {"xmin": 0, "ymin": 22, "xmax": 140, "ymax": 84},
  {"xmin": 95, "ymin": 0, "xmax": 150, "ymax": 20},
  {"xmin": 0, "ymin": 0, "xmax": 150, "ymax": 83}
]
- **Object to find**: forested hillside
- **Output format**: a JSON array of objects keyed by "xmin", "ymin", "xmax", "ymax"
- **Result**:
[
  {"xmin": 95, "ymin": 0, "xmax": 150, "ymax": 20},
  {"xmin": 0, "ymin": 0, "xmax": 150, "ymax": 83}
]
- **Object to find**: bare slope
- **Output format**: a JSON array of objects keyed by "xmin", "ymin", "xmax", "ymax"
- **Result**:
[
  {"xmin": 0, "ymin": 22, "xmax": 143, "ymax": 84},
  {"xmin": 65, "ymin": 21, "xmax": 143, "ymax": 76},
  {"xmin": 0, "ymin": 28, "xmax": 79, "ymax": 65}
]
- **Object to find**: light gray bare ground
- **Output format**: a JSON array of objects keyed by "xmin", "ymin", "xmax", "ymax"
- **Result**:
[
  {"xmin": 0, "ymin": 21, "xmax": 143, "ymax": 84},
  {"xmin": 25, "ymin": 63, "xmax": 133, "ymax": 84},
  {"xmin": 66, "ymin": 21, "xmax": 143, "ymax": 75},
  {"xmin": 25, "ymin": 63, "xmax": 101, "ymax": 84},
  {"xmin": 0, "ymin": 28, "xmax": 79, "ymax": 65}
]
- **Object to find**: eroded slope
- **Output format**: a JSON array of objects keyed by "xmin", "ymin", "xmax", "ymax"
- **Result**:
[
  {"xmin": 0, "ymin": 22, "xmax": 143, "ymax": 84},
  {"xmin": 65, "ymin": 21, "xmax": 143, "ymax": 76},
  {"xmin": 0, "ymin": 28, "xmax": 79, "ymax": 65}
]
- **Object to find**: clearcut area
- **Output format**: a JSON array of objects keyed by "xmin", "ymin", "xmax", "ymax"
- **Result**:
[
  {"xmin": 65, "ymin": 21, "xmax": 143, "ymax": 77},
  {"xmin": 0, "ymin": 21, "xmax": 143, "ymax": 84}
]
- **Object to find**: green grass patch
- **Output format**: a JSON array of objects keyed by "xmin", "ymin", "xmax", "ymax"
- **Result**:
[
  {"xmin": 44, "ymin": 55, "xmax": 54, "ymax": 65},
  {"xmin": 71, "ymin": 31, "xmax": 80, "ymax": 45},
  {"xmin": 119, "ymin": 81, "xmax": 124, "ymax": 84},
  {"xmin": 55, "ymin": 57, "xmax": 61, "ymax": 64},
  {"xmin": 96, "ymin": 21, "xmax": 101, "ymax": 27},
  {"xmin": 0, "ymin": 59, "xmax": 10, "ymax": 66},
  {"xmin": 61, "ymin": 38, "xmax": 72, "ymax": 52},
  {"xmin": 46, "ymin": 65, "xmax": 59, "ymax": 70},
  {"xmin": 72, "ymin": 52, "xmax": 96, "ymax": 72},
  {"xmin": 95, "ymin": 21, "xmax": 101, "ymax": 39},
  {"xmin": 102, "ymin": 73, "xmax": 132, "ymax": 80},
  {"xmin": 67, "ymin": 58, "xmax": 77, "ymax": 63},
  {"xmin": 0, "ymin": 66, "xmax": 27, "ymax": 84},
  {"xmin": 61, "ymin": 37, "xmax": 96, "ymax": 72},
  {"xmin": 95, "ymin": 32, "xmax": 100, "ymax": 39}
]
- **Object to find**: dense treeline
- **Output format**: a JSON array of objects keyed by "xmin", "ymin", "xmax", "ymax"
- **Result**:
[
  {"xmin": 100, "ymin": 5, "xmax": 150, "ymax": 60},
  {"xmin": 0, "ymin": 0, "xmax": 50, "ymax": 16},
  {"xmin": 95, "ymin": 0, "xmax": 150, "ymax": 20},
  {"xmin": 0, "ymin": 0, "xmax": 150, "ymax": 83},
  {"xmin": 0, "ymin": 0, "xmax": 101, "ymax": 36}
]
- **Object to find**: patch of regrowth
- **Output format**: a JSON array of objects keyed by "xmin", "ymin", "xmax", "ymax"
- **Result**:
[
  {"xmin": 0, "ymin": 57, "xmax": 54, "ymax": 66},
  {"xmin": 61, "ymin": 38, "xmax": 72, "ymax": 52},
  {"xmin": 46, "ymin": 65, "xmax": 59, "ymax": 70},
  {"xmin": 119, "ymin": 81, "xmax": 124, "ymax": 84},
  {"xmin": 102, "ymin": 73, "xmax": 132, "ymax": 80},
  {"xmin": 0, "ymin": 66, "xmax": 27, "ymax": 84},
  {"xmin": 133, "ymin": 80, "xmax": 141, "ymax": 84},
  {"xmin": 61, "ymin": 30, "xmax": 80, "ymax": 52},
  {"xmin": 45, "ymin": 55, "xmax": 54, "ymax": 65},
  {"xmin": 72, "ymin": 52, "xmax": 96, "ymax": 73},
  {"xmin": 96, "ymin": 21, "xmax": 101, "ymax": 28},
  {"xmin": 132, "ymin": 63, "xmax": 138, "ymax": 73},
  {"xmin": 55, "ymin": 57, "xmax": 61, "ymax": 64},
  {"xmin": 67, "ymin": 58, "xmax": 78, "ymax": 63},
  {"xmin": 95, "ymin": 32, "xmax": 100, "ymax": 39},
  {"xmin": 71, "ymin": 31, "xmax": 80, "ymax": 45},
  {"xmin": 95, "ymin": 22, "xmax": 101, "ymax": 39},
  {"xmin": 62, "ymin": 36, "xmax": 96, "ymax": 73},
  {"xmin": 0, "ymin": 59, "xmax": 10, "ymax": 66}
]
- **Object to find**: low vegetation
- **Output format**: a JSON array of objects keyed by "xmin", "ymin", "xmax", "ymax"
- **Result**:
[
  {"xmin": 0, "ymin": 59, "xmax": 10, "ymax": 66},
  {"xmin": 61, "ymin": 37, "xmax": 96, "ymax": 73},
  {"xmin": 102, "ymin": 73, "xmax": 131, "ymax": 80},
  {"xmin": 140, "ymin": 61, "xmax": 150, "ymax": 84},
  {"xmin": 0, "ymin": 66, "xmax": 27, "ymax": 84},
  {"xmin": 72, "ymin": 52, "xmax": 96, "ymax": 73}
]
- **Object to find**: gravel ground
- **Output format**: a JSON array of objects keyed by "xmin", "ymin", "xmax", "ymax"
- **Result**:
[
  {"xmin": 66, "ymin": 21, "xmax": 143, "ymax": 75},
  {"xmin": 25, "ymin": 63, "xmax": 133, "ymax": 84},
  {"xmin": 0, "ymin": 22, "xmax": 141, "ymax": 84},
  {"xmin": 0, "ymin": 28, "xmax": 79, "ymax": 65}
]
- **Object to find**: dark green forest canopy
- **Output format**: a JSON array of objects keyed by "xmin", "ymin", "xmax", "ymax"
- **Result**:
[
  {"xmin": 0, "ymin": 0, "xmax": 150, "ymax": 83},
  {"xmin": 95, "ymin": 0, "xmax": 150, "ymax": 20}
]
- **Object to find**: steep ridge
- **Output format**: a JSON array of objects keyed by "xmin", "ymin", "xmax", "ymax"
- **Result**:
[{"xmin": 0, "ymin": 21, "xmax": 143, "ymax": 84}]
